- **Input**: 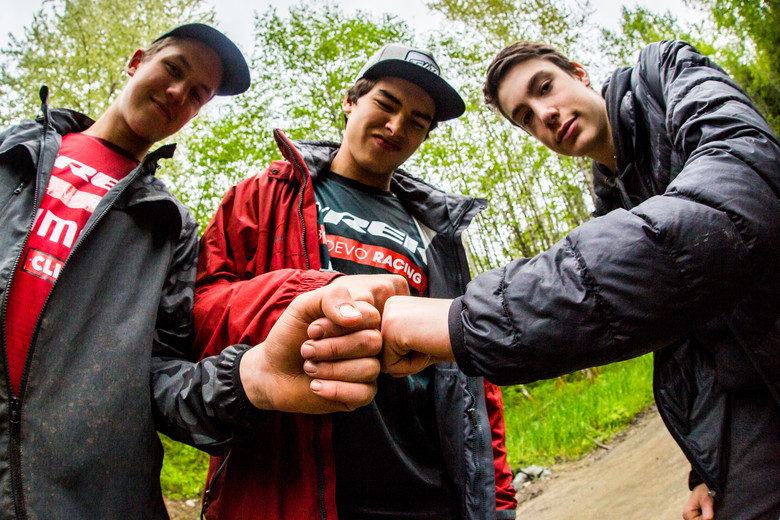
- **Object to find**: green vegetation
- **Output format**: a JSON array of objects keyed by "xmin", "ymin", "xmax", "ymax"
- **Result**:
[
  {"xmin": 159, "ymin": 434, "xmax": 209, "ymax": 500},
  {"xmin": 502, "ymin": 355, "xmax": 654, "ymax": 468}
]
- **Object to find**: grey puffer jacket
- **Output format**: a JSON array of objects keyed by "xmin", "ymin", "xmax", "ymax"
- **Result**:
[
  {"xmin": 0, "ymin": 98, "xmax": 259, "ymax": 519},
  {"xmin": 450, "ymin": 41, "xmax": 780, "ymax": 499}
]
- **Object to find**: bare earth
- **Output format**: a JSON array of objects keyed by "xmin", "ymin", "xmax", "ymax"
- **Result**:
[
  {"xmin": 164, "ymin": 406, "xmax": 691, "ymax": 520},
  {"xmin": 515, "ymin": 405, "xmax": 691, "ymax": 520}
]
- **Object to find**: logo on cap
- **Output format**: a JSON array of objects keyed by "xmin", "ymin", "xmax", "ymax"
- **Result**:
[{"xmin": 405, "ymin": 51, "xmax": 440, "ymax": 76}]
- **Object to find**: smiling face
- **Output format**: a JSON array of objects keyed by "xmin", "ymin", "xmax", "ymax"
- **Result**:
[
  {"xmin": 91, "ymin": 38, "xmax": 223, "ymax": 159},
  {"xmin": 331, "ymin": 76, "xmax": 435, "ymax": 190},
  {"xmin": 496, "ymin": 58, "xmax": 614, "ymax": 167}
]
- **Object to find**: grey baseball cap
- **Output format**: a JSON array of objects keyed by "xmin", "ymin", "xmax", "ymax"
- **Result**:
[
  {"xmin": 154, "ymin": 23, "xmax": 250, "ymax": 96},
  {"xmin": 356, "ymin": 43, "xmax": 465, "ymax": 121}
]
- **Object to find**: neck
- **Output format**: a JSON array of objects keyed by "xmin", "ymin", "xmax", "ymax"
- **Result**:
[
  {"xmin": 591, "ymin": 115, "xmax": 617, "ymax": 172},
  {"xmin": 84, "ymin": 107, "xmax": 151, "ymax": 161},
  {"xmin": 330, "ymin": 147, "xmax": 393, "ymax": 191}
]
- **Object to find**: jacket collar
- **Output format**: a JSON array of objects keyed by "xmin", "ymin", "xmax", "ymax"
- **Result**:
[
  {"xmin": 272, "ymin": 129, "xmax": 486, "ymax": 235},
  {"xmin": 1, "ymin": 106, "xmax": 188, "ymax": 236}
]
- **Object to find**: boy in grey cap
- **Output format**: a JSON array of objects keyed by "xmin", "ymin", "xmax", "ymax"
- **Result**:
[
  {"xmin": 0, "ymin": 23, "xmax": 386, "ymax": 519},
  {"xmin": 193, "ymin": 43, "xmax": 517, "ymax": 519}
]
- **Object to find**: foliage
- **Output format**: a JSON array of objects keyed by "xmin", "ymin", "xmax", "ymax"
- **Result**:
[
  {"xmin": 601, "ymin": 0, "xmax": 780, "ymax": 135},
  {"xmin": 502, "ymin": 355, "xmax": 654, "ymax": 467},
  {"xmin": 419, "ymin": 0, "xmax": 596, "ymax": 268},
  {"xmin": 0, "ymin": 0, "xmax": 214, "ymax": 125},
  {"xmin": 170, "ymin": 1, "xmax": 411, "ymax": 230},
  {"xmin": 159, "ymin": 434, "xmax": 209, "ymax": 500}
]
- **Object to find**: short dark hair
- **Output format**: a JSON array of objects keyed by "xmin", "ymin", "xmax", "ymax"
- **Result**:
[
  {"xmin": 483, "ymin": 41, "xmax": 577, "ymax": 121},
  {"xmin": 141, "ymin": 36, "xmax": 179, "ymax": 62},
  {"xmin": 345, "ymin": 77, "xmax": 439, "ymax": 135}
]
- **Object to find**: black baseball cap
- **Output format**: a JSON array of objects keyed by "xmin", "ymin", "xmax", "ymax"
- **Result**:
[
  {"xmin": 154, "ymin": 23, "xmax": 250, "ymax": 96},
  {"xmin": 356, "ymin": 43, "xmax": 465, "ymax": 121}
]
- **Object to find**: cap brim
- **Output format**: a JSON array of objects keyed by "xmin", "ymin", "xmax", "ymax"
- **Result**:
[
  {"xmin": 361, "ymin": 60, "xmax": 465, "ymax": 121},
  {"xmin": 155, "ymin": 23, "xmax": 250, "ymax": 96}
]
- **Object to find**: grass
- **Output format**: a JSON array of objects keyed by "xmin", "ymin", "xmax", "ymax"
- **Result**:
[
  {"xmin": 501, "ymin": 354, "xmax": 654, "ymax": 469},
  {"xmin": 158, "ymin": 354, "xmax": 655, "ymax": 499},
  {"xmin": 159, "ymin": 434, "xmax": 209, "ymax": 500}
]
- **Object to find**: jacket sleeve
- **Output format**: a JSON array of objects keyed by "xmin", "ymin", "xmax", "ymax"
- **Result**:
[
  {"xmin": 193, "ymin": 173, "xmax": 339, "ymax": 360},
  {"xmin": 451, "ymin": 40, "xmax": 780, "ymax": 385},
  {"xmin": 150, "ymin": 213, "xmax": 264, "ymax": 455},
  {"xmin": 483, "ymin": 380, "xmax": 518, "ymax": 515}
]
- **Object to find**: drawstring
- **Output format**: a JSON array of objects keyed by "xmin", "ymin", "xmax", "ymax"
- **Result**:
[{"xmin": 37, "ymin": 86, "xmax": 50, "ymax": 176}]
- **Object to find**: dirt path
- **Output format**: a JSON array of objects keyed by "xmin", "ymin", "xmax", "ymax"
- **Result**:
[
  {"xmin": 164, "ymin": 406, "xmax": 691, "ymax": 520},
  {"xmin": 515, "ymin": 405, "xmax": 691, "ymax": 519}
]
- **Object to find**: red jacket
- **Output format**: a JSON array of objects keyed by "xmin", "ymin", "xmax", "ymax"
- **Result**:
[{"xmin": 194, "ymin": 130, "xmax": 517, "ymax": 519}]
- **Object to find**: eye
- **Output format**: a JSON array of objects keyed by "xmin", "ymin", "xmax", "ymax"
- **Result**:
[
  {"xmin": 191, "ymin": 88, "xmax": 203, "ymax": 104},
  {"xmin": 165, "ymin": 61, "xmax": 181, "ymax": 77},
  {"xmin": 376, "ymin": 100, "xmax": 392, "ymax": 111},
  {"xmin": 520, "ymin": 110, "xmax": 533, "ymax": 128},
  {"xmin": 540, "ymin": 80, "xmax": 551, "ymax": 94}
]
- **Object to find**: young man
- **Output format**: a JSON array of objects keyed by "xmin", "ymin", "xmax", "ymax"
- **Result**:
[
  {"xmin": 0, "ymin": 23, "xmax": 389, "ymax": 519},
  {"xmin": 375, "ymin": 40, "xmax": 780, "ymax": 519},
  {"xmin": 194, "ymin": 44, "xmax": 517, "ymax": 519}
]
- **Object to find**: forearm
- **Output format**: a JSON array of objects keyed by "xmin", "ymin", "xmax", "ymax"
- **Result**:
[{"xmin": 151, "ymin": 344, "xmax": 264, "ymax": 455}]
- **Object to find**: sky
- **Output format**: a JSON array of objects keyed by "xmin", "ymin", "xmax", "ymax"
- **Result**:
[{"xmin": 1, "ymin": 0, "xmax": 701, "ymax": 54}]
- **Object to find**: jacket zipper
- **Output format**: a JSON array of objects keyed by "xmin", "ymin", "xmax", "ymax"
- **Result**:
[
  {"xmin": 2, "ymin": 89, "xmax": 52, "ymax": 520},
  {"xmin": 652, "ymin": 365, "xmax": 719, "ymax": 498},
  {"xmin": 274, "ymin": 134, "xmax": 311, "ymax": 270},
  {"xmin": 313, "ymin": 416, "xmax": 327, "ymax": 520},
  {"xmin": 2, "ymin": 93, "xmax": 152, "ymax": 518}
]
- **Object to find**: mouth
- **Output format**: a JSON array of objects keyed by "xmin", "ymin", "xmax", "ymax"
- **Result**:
[
  {"xmin": 152, "ymin": 98, "xmax": 173, "ymax": 120},
  {"xmin": 557, "ymin": 117, "xmax": 576, "ymax": 144},
  {"xmin": 374, "ymin": 135, "xmax": 402, "ymax": 152}
]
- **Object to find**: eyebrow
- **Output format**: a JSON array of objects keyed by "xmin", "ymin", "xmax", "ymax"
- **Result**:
[
  {"xmin": 509, "ymin": 70, "xmax": 548, "ymax": 125},
  {"xmin": 377, "ymin": 88, "xmax": 434, "ymax": 122}
]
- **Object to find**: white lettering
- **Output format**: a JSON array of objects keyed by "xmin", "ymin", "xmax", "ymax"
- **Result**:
[
  {"xmin": 90, "ymin": 172, "xmax": 117, "ymax": 190},
  {"xmin": 36, "ymin": 210, "xmax": 77, "ymax": 247},
  {"xmin": 54, "ymin": 155, "xmax": 96, "ymax": 182}
]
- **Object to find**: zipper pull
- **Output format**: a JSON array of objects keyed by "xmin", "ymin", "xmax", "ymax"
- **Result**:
[
  {"xmin": 14, "ymin": 181, "xmax": 26, "ymax": 195},
  {"xmin": 9, "ymin": 396, "xmax": 21, "ymax": 425}
]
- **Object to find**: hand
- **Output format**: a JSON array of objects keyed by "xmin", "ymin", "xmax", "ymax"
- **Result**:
[
  {"xmin": 328, "ymin": 274, "xmax": 410, "ymax": 314},
  {"xmin": 239, "ymin": 284, "xmax": 381, "ymax": 414},
  {"xmin": 682, "ymin": 483, "xmax": 715, "ymax": 520},
  {"xmin": 378, "ymin": 295, "xmax": 455, "ymax": 377}
]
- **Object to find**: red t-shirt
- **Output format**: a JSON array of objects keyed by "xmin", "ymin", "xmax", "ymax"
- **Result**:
[{"xmin": 4, "ymin": 133, "xmax": 137, "ymax": 396}]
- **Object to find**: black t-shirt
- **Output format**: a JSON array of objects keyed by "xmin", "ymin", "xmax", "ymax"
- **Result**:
[{"xmin": 315, "ymin": 172, "xmax": 458, "ymax": 519}]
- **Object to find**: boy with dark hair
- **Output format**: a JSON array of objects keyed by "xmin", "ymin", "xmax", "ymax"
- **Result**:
[
  {"xmin": 376, "ymin": 40, "xmax": 780, "ymax": 520},
  {"xmin": 194, "ymin": 43, "xmax": 517, "ymax": 519},
  {"xmin": 0, "ymin": 23, "xmax": 387, "ymax": 519}
]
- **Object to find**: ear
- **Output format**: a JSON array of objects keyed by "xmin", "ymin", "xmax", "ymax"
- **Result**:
[
  {"xmin": 342, "ymin": 93, "xmax": 354, "ymax": 116},
  {"xmin": 571, "ymin": 62, "xmax": 591, "ymax": 87},
  {"xmin": 127, "ymin": 49, "xmax": 145, "ymax": 77}
]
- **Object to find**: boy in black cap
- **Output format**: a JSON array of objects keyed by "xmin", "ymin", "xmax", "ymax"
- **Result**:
[
  {"xmin": 193, "ymin": 43, "xmax": 517, "ymax": 519},
  {"xmin": 0, "ymin": 23, "xmax": 388, "ymax": 519}
]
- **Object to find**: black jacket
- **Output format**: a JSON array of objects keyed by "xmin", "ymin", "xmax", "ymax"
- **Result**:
[
  {"xmin": 0, "ymin": 100, "xmax": 258, "ymax": 519},
  {"xmin": 450, "ymin": 41, "xmax": 780, "ymax": 502}
]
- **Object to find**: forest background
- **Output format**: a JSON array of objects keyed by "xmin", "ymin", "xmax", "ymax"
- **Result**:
[{"xmin": 1, "ymin": 0, "xmax": 777, "ymax": 503}]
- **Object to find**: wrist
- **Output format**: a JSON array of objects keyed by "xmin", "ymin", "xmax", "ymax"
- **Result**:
[{"xmin": 238, "ymin": 344, "xmax": 275, "ymax": 410}]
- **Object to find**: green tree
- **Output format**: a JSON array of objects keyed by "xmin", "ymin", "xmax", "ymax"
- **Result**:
[
  {"xmin": 174, "ymin": 1, "xmax": 412, "ymax": 229},
  {"xmin": 601, "ymin": 0, "xmax": 779, "ymax": 134},
  {"xmin": 0, "ymin": 0, "xmax": 214, "ymax": 125},
  {"xmin": 416, "ymin": 0, "xmax": 595, "ymax": 268}
]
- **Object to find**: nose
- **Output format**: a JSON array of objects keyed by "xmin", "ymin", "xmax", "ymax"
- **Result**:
[
  {"xmin": 167, "ymin": 80, "xmax": 187, "ymax": 104},
  {"xmin": 538, "ymin": 102, "xmax": 559, "ymax": 127},
  {"xmin": 385, "ymin": 113, "xmax": 404, "ymax": 136}
]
